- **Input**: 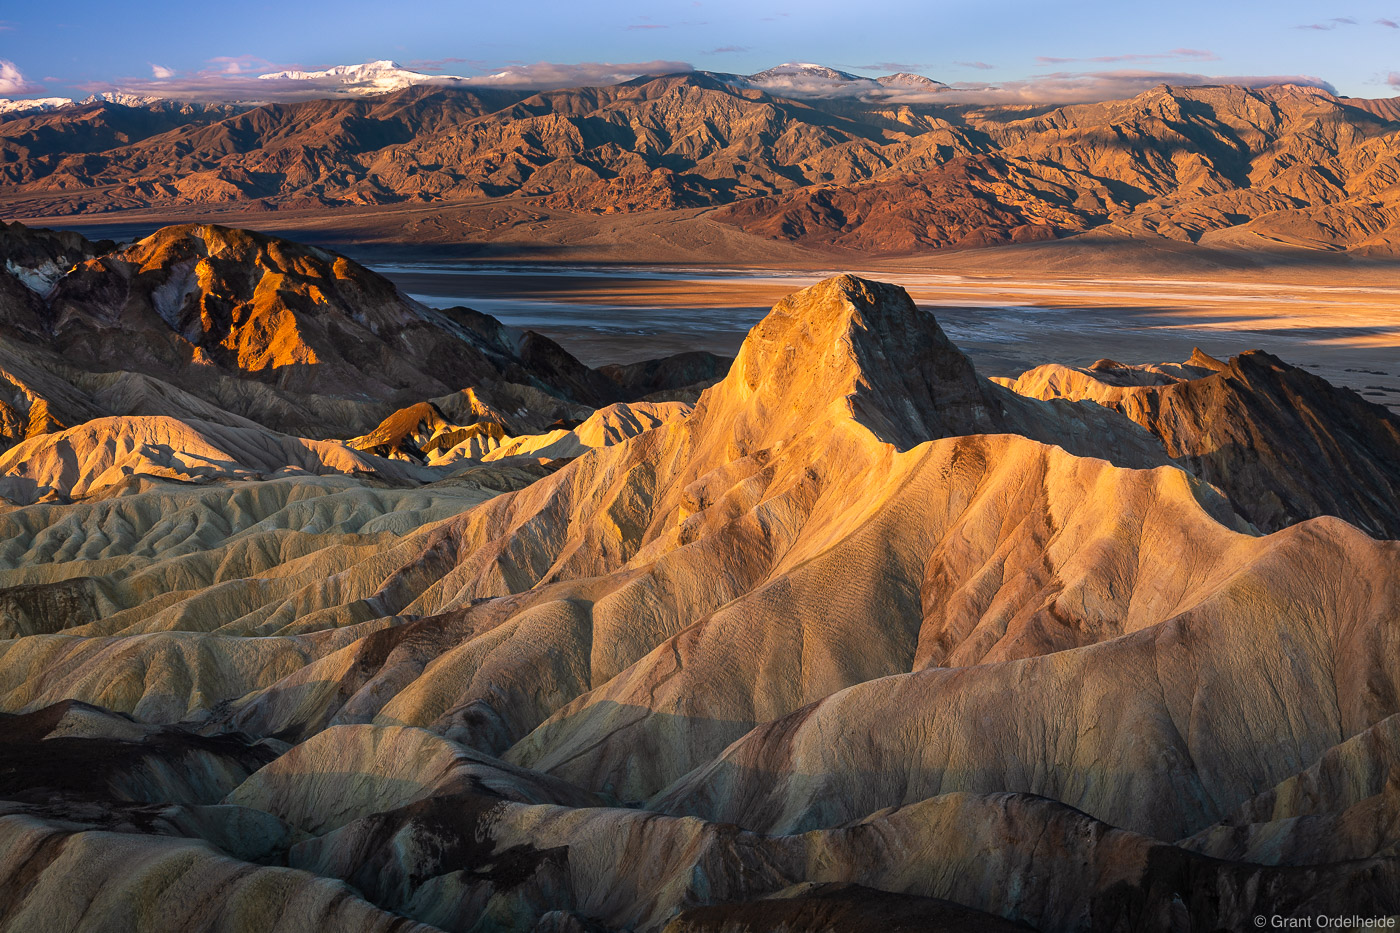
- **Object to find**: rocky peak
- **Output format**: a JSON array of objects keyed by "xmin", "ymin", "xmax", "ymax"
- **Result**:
[{"xmin": 698, "ymin": 275, "xmax": 994, "ymax": 453}]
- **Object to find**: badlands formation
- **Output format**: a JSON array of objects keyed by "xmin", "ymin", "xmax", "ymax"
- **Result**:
[{"xmin": 0, "ymin": 221, "xmax": 1398, "ymax": 931}]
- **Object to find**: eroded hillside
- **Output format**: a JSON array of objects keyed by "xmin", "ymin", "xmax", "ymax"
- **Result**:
[{"xmin": 0, "ymin": 223, "xmax": 1398, "ymax": 930}]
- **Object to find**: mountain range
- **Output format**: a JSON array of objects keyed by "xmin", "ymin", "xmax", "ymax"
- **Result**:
[
  {"xmin": 0, "ymin": 219, "xmax": 1399, "ymax": 930},
  {"xmin": 4, "ymin": 71, "xmax": 1400, "ymax": 254},
  {"xmin": 0, "ymin": 60, "xmax": 957, "ymax": 113}
]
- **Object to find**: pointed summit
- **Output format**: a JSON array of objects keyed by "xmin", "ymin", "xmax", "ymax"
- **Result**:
[
  {"xmin": 1186, "ymin": 347, "xmax": 1228, "ymax": 371},
  {"xmin": 748, "ymin": 63, "xmax": 866, "ymax": 84},
  {"xmin": 875, "ymin": 72, "xmax": 948, "ymax": 90},
  {"xmin": 687, "ymin": 274, "xmax": 1170, "ymax": 475},
  {"xmin": 701, "ymin": 275, "xmax": 993, "ymax": 452},
  {"xmin": 254, "ymin": 60, "xmax": 475, "ymax": 96}
]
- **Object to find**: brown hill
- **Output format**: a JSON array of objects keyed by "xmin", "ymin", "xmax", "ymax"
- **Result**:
[
  {"xmin": 715, "ymin": 155, "xmax": 1083, "ymax": 251},
  {"xmin": 0, "ymin": 100, "xmax": 242, "ymax": 182},
  {"xmin": 0, "ymin": 221, "xmax": 712, "ymax": 443},
  {"xmin": 995, "ymin": 349, "xmax": 1400, "ymax": 537},
  {"xmin": 719, "ymin": 83, "xmax": 1400, "ymax": 253},
  {"xmin": 7, "ymin": 79, "xmax": 1400, "ymax": 255},
  {"xmin": 45, "ymin": 222, "xmax": 613, "ymax": 401},
  {"xmin": 0, "ymin": 76, "xmax": 901, "ymax": 216}
]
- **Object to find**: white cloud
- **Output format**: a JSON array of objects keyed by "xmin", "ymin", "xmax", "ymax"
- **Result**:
[
  {"xmin": 0, "ymin": 59, "xmax": 39, "ymax": 95},
  {"xmin": 208, "ymin": 56, "xmax": 278, "ymax": 75},
  {"xmin": 464, "ymin": 60, "xmax": 693, "ymax": 88},
  {"xmin": 151, "ymin": 64, "xmax": 175, "ymax": 79},
  {"xmin": 711, "ymin": 64, "xmax": 1338, "ymax": 105},
  {"xmin": 936, "ymin": 70, "xmax": 1338, "ymax": 104}
]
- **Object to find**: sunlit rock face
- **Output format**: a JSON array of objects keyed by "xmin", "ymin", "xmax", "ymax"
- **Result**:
[
  {"xmin": 0, "ymin": 222, "xmax": 736, "ymax": 465},
  {"xmin": 1, "ymin": 225, "xmax": 1398, "ymax": 932}
]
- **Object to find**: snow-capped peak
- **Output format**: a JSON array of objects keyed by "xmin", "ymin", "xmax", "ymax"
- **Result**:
[
  {"xmin": 876, "ymin": 73, "xmax": 949, "ymax": 90},
  {"xmin": 255, "ymin": 60, "xmax": 473, "ymax": 96},
  {"xmin": 738, "ymin": 63, "xmax": 950, "ymax": 100},
  {"xmin": 0, "ymin": 97, "xmax": 73, "ymax": 115},
  {"xmin": 258, "ymin": 60, "xmax": 406, "ymax": 81},
  {"xmin": 81, "ymin": 92, "xmax": 166, "ymax": 107},
  {"xmin": 748, "ymin": 62, "xmax": 866, "ymax": 84}
]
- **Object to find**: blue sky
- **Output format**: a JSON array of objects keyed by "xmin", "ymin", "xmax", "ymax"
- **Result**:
[{"xmin": 2, "ymin": 0, "xmax": 1397, "ymax": 101}]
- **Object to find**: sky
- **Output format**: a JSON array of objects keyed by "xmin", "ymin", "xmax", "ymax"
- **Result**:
[{"xmin": 1, "ymin": 0, "xmax": 1398, "ymax": 103}]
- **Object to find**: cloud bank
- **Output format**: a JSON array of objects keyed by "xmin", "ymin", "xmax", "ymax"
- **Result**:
[
  {"xmin": 936, "ymin": 70, "xmax": 1338, "ymax": 104},
  {"xmin": 733, "ymin": 63, "xmax": 1335, "ymax": 105},
  {"xmin": 0, "ymin": 59, "xmax": 41, "ymax": 96},
  {"xmin": 466, "ymin": 60, "xmax": 692, "ymax": 88},
  {"xmin": 54, "ymin": 56, "xmax": 1343, "ymax": 109}
]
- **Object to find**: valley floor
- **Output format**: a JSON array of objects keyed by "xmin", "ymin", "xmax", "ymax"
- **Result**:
[
  {"xmin": 38, "ymin": 207, "xmax": 1400, "ymax": 411},
  {"xmin": 370, "ymin": 259, "xmax": 1400, "ymax": 412}
]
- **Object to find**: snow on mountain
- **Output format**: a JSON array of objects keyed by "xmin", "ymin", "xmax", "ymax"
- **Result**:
[
  {"xmin": 0, "ymin": 97, "xmax": 73, "ymax": 114},
  {"xmin": 876, "ymin": 72, "xmax": 949, "ymax": 90},
  {"xmin": 81, "ymin": 92, "xmax": 166, "ymax": 107},
  {"xmin": 749, "ymin": 62, "xmax": 868, "ymax": 84},
  {"xmin": 740, "ymin": 63, "xmax": 952, "ymax": 100},
  {"xmin": 0, "ymin": 93, "xmax": 242, "ymax": 118},
  {"xmin": 255, "ymin": 60, "xmax": 472, "ymax": 96}
]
